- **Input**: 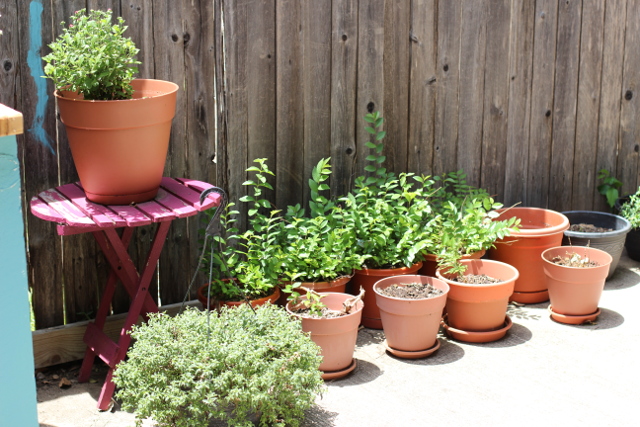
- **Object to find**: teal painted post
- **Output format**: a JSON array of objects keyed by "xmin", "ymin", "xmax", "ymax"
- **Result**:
[{"xmin": 0, "ymin": 106, "xmax": 38, "ymax": 426}]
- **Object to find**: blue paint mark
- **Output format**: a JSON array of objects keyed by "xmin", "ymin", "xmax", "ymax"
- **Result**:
[{"xmin": 26, "ymin": 1, "xmax": 55, "ymax": 155}]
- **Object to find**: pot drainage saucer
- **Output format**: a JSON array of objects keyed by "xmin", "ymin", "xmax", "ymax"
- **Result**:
[
  {"xmin": 321, "ymin": 359, "xmax": 356, "ymax": 380},
  {"xmin": 510, "ymin": 290, "xmax": 549, "ymax": 304},
  {"xmin": 384, "ymin": 339, "xmax": 441, "ymax": 359},
  {"xmin": 548, "ymin": 306, "xmax": 600, "ymax": 325},
  {"xmin": 442, "ymin": 315, "xmax": 513, "ymax": 343}
]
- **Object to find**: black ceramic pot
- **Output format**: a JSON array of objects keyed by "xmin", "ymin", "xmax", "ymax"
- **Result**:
[{"xmin": 562, "ymin": 210, "xmax": 631, "ymax": 278}]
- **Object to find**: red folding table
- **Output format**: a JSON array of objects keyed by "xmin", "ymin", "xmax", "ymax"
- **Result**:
[{"xmin": 30, "ymin": 177, "xmax": 221, "ymax": 410}]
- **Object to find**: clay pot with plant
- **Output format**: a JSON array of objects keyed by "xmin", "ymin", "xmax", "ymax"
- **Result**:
[
  {"xmin": 43, "ymin": 9, "xmax": 178, "ymax": 204},
  {"xmin": 436, "ymin": 259, "xmax": 519, "ymax": 343},
  {"xmin": 373, "ymin": 275, "xmax": 449, "ymax": 359},
  {"xmin": 286, "ymin": 288, "xmax": 365, "ymax": 380},
  {"xmin": 541, "ymin": 246, "xmax": 612, "ymax": 325},
  {"xmin": 341, "ymin": 112, "xmax": 432, "ymax": 329}
]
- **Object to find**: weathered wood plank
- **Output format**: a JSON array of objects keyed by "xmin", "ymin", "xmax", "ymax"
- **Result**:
[
  {"xmin": 457, "ymin": 0, "xmax": 487, "ymax": 186},
  {"xmin": 548, "ymin": 0, "xmax": 582, "ymax": 212},
  {"xmin": 330, "ymin": 0, "xmax": 358, "ymax": 198},
  {"xmin": 572, "ymin": 1, "xmax": 605, "ymax": 210},
  {"xmin": 0, "ymin": 0, "xmax": 20, "ymax": 110},
  {"xmin": 302, "ymin": 0, "xmax": 332, "ymax": 209},
  {"xmin": 356, "ymin": 0, "xmax": 385, "ymax": 179},
  {"xmin": 618, "ymin": 0, "xmax": 640, "ymax": 195},
  {"xmin": 594, "ymin": 0, "xmax": 627, "ymax": 211},
  {"xmin": 382, "ymin": 0, "xmax": 410, "ymax": 174},
  {"xmin": 120, "ymin": 0, "xmax": 155, "ymax": 79},
  {"xmin": 407, "ymin": 0, "xmax": 437, "ymax": 176},
  {"xmin": 527, "ymin": 0, "xmax": 559, "ymax": 208},
  {"xmin": 480, "ymin": 0, "xmax": 511, "ymax": 200},
  {"xmin": 276, "ymin": 0, "xmax": 304, "ymax": 210},
  {"xmin": 433, "ymin": 0, "xmax": 461, "ymax": 177},
  {"xmin": 19, "ymin": 0, "xmax": 64, "ymax": 329},
  {"xmin": 503, "ymin": 0, "xmax": 535, "ymax": 207}
]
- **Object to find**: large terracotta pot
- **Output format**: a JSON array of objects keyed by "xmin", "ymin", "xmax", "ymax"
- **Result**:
[
  {"xmin": 541, "ymin": 246, "xmax": 612, "ymax": 324},
  {"xmin": 418, "ymin": 250, "xmax": 486, "ymax": 277},
  {"xmin": 436, "ymin": 259, "xmax": 518, "ymax": 343},
  {"xmin": 197, "ymin": 282, "xmax": 280, "ymax": 310},
  {"xmin": 56, "ymin": 79, "xmax": 179, "ymax": 205},
  {"xmin": 488, "ymin": 207, "xmax": 569, "ymax": 303},
  {"xmin": 286, "ymin": 292, "xmax": 363, "ymax": 380},
  {"xmin": 561, "ymin": 211, "xmax": 630, "ymax": 279},
  {"xmin": 373, "ymin": 275, "xmax": 449, "ymax": 358},
  {"xmin": 350, "ymin": 262, "xmax": 423, "ymax": 329},
  {"xmin": 277, "ymin": 274, "xmax": 353, "ymax": 306}
]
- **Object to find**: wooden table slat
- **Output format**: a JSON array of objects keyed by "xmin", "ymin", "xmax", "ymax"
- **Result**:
[
  {"xmin": 173, "ymin": 177, "xmax": 220, "ymax": 211},
  {"xmin": 30, "ymin": 196, "xmax": 65, "ymax": 223},
  {"xmin": 55, "ymin": 183, "xmax": 125, "ymax": 228},
  {"xmin": 37, "ymin": 189, "xmax": 96, "ymax": 227},
  {"xmin": 153, "ymin": 188, "xmax": 199, "ymax": 218}
]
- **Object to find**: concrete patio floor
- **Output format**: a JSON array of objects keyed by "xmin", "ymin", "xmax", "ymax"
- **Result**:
[{"xmin": 36, "ymin": 252, "xmax": 640, "ymax": 427}]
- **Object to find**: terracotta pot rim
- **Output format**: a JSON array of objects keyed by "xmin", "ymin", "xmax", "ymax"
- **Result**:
[
  {"xmin": 54, "ymin": 78, "xmax": 180, "ymax": 101},
  {"xmin": 497, "ymin": 207, "xmax": 569, "ymax": 237},
  {"xmin": 373, "ymin": 275, "xmax": 450, "ymax": 301},
  {"xmin": 197, "ymin": 280, "xmax": 279, "ymax": 304},
  {"xmin": 279, "ymin": 272, "xmax": 354, "ymax": 287},
  {"xmin": 541, "ymin": 246, "xmax": 613, "ymax": 269},
  {"xmin": 436, "ymin": 259, "xmax": 519, "ymax": 288},
  {"xmin": 355, "ymin": 262, "xmax": 423, "ymax": 276},
  {"xmin": 422, "ymin": 249, "xmax": 486, "ymax": 262},
  {"xmin": 285, "ymin": 292, "xmax": 364, "ymax": 318}
]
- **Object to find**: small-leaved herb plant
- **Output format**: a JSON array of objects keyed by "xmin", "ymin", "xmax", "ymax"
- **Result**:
[
  {"xmin": 620, "ymin": 187, "xmax": 640, "ymax": 229},
  {"xmin": 341, "ymin": 112, "xmax": 435, "ymax": 269},
  {"xmin": 43, "ymin": 9, "xmax": 140, "ymax": 100},
  {"xmin": 113, "ymin": 305, "xmax": 324, "ymax": 427}
]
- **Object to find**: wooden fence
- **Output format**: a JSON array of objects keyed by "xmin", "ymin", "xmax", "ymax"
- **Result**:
[{"xmin": 1, "ymin": 0, "xmax": 639, "ymax": 333}]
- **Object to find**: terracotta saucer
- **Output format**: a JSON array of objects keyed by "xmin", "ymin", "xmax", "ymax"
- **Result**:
[
  {"xmin": 384, "ymin": 339, "xmax": 441, "ymax": 359},
  {"xmin": 510, "ymin": 290, "xmax": 549, "ymax": 304},
  {"xmin": 548, "ymin": 306, "xmax": 601, "ymax": 325},
  {"xmin": 442, "ymin": 315, "xmax": 513, "ymax": 343},
  {"xmin": 321, "ymin": 359, "xmax": 356, "ymax": 380}
]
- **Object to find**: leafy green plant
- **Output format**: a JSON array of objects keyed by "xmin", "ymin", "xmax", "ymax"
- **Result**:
[
  {"xmin": 341, "ymin": 112, "xmax": 435, "ymax": 269},
  {"xmin": 597, "ymin": 169, "xmax": 622, "ymax": 210},
  {"xmin": 620, "ymin": 188, "xmax": 640, "ymax": 229},
  {"xmin": 43, "ymin": 9, "xmax": 140, "ymax": 100},
  {"xmin": 113, "ymin": 305, "xmax": 324, "ymax": 427}
]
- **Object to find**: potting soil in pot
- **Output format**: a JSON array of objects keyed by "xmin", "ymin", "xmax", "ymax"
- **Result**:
[
  {"xmin": 378, "ymin": 283, "xmax": 444, "ymax": 299},
  {"xmin": 451, "ymin": 274, "xmax": 501, "ymax": 284},
  {"xmin": 568, "ymin": 223, "xmax": 614, "ymax": 233},
  {"xmin": 550, "ymin": 252, "xmax": 600, "ymax": 268}
]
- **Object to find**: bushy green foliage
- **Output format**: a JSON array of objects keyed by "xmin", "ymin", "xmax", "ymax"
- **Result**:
[
  {"xmin": 113, "ymin": 305, "xmax": 324, "ymax": 427},
  {"xmin": 597, "ymin": 169, "xmax": 622, "ymax": 210},
  {"xmin": 621, "ymin": 188, "xmax": 640, "ymax": 229},
  {"xmin": 43, "ymin": 9, "xmax": 140, "ymax": 100}
]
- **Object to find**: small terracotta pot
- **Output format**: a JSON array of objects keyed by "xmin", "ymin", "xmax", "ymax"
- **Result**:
[
  {"xmin": 488, "ymin": 207, "xmax": 569, "ymax": 303},
  {"xmin": 373, "ymin": 275, "xmax": 449, "ymax": 354},
  {"xmin": 418, "ymin": 250, "xmax": 486, "ymax": 277},
  {"xmin": 197, "ymin": 282, "xmax": 280, "ymax": 309},
  {"xmin": 350, "ymin": 262, "xmax": 423, "ymax": 329},
  {"xmin": 436, "ymin": 259, "xmax": 518, "ymax": 339},
  {"xmin": 286, "ymin": 292, "xmax": 363, "ymax": 379},
  {"xmin": 277, "ymin": 273, "xmax": 353, "ymax": 306},
  {"xmin": 56, "ymin": 79, "xmax": 179, "ymax": 204},
  {"xmin": 541, "ymin": 246, "xmax": 612, "ymax": 323}
]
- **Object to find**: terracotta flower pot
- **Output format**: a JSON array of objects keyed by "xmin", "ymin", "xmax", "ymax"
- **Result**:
[
  {"xmin": 436, "ymin": 259, "xmax": 518, "ymax": 343},
  {"xmin": 276, "ymin": 274, "xmax": 353, "ymax": 306},
  {"xmin": 373, "ymin": 275, "xmax": 449, "ymax": 358},
  {"xmin": 561, "ymin": 211, "xmax": 630, "ymax": 279},
  {"xmin": 56, "ymin": 79, "xmax": 179, "ymax": 205},
  {"xmin": 286, "ymin": 292, "xmax": 364, "ymax": 379},
  {"xmin": 350, "ymin": 262, "xmax": 423, "ymax": 329},
  {"xmin": 541, "ymin": 246, "xmax": 612, "ymax": 324},
  {"xmin": 197, "ymin": 282, "xmax": 280, "ymax": 309},
  {"xmin": 418, "ymin": 250, "xmax": 486, "ymax": 278},
  {"xmin": 488, "ymin": 207, "xmax": 569, "ymax": 303}
]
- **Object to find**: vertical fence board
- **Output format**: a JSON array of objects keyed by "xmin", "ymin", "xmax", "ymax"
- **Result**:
[
  {"xmin": 595, "ymin": 0, "xmax": 627, "ymax": 211},
  {"xmin": 618, "ymin": 0, "xmax": 640, "ymax": 195},
  {"xmin": 276, "ymin": 0, "xmax": 304, "ymax": 210},
  {"xmin": 121, "ymin": 0, "xmax": 155, "ymax": 79},
  {"xmin": 480, "ymin": 0, "xmax": 510, "ymax": 199},
  {"xmin": 548, "ymin": 0, "xmax": 582, "ymax": 212},
  {"xmin": 356, "ymin": 0, "xmax": 385, "ymax": 178},
  {"xmin": 382, "ymin": 0, "xmax": 410, "ymax": 174},
  {"xmin": 433, "ymin": 0, "xmax": 461, "ymax": 177},
  {"xmin": 302, "ymin": 0, "xmax": 332, "ymax": 207},
  {"xmin": 527, "ymin": 0, "xmax": 558, "ymax": 208},
  {"xmin": 407, "ymin": 0, "xmax": 437, "ymax": 176},
  {"xmin": 19, "ymin": 0, "xmax": 64, "ymax": 329},
  {"xmin": 457, "ymin": 0, "xmax": 486, "ymax": 186},
  {"xmin": 504, "ymin": 0, "xmax": 535, "ymax": 206},
  {"xmin": 572, "ymin": 1, "xmax": 605, "ymax": 210},
  {"xmin": 0, "ymin": 0, "xmax": 20, "ymax": 109}
]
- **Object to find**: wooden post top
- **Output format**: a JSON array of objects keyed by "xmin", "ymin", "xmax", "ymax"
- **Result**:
[{"xmin": 0, "ymin": 104, "xmax": 23, "ymax": 137}]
